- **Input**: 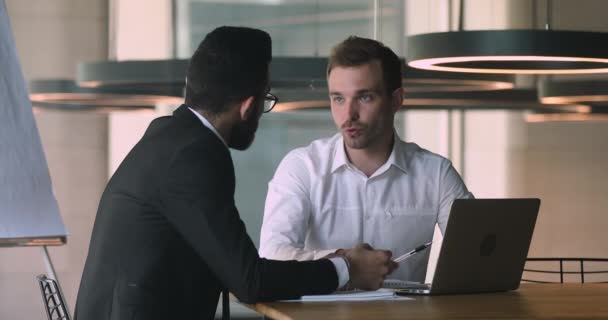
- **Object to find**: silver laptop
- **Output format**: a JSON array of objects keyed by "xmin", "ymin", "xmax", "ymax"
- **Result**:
[{"xmin": 396, "ymin": 198, "xmax": 540, "ymax": 295}]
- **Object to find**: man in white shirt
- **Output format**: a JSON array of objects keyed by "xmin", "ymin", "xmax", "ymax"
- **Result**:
[{"xmin": 259, "ymin": 36, "xmax": 473, "ymax": 282}]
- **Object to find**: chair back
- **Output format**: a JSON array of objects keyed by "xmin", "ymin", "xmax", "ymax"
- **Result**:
[
  {"xmin": 36, "ymin": 274, "xmax": 71, "ymax": 320},
  {"xmin": 523, "ymin": 258, "xmax": 608, "ymax": 283}
]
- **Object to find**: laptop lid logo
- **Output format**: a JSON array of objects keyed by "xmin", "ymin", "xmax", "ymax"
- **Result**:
[{"xmin": 480, "ymin": 234, "xmax": 496, "ymax": 256}]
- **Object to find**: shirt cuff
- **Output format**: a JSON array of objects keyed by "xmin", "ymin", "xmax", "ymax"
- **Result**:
[
  {"xmin": 328, "ymin": 257, "xmax": 350, "ymax": 289},
  {"xmin": 314, "ymin": 249, "xmax": 341, "ymax": 260}
]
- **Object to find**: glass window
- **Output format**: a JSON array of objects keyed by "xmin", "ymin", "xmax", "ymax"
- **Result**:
[
  {"xmin": 175, "ymin": 0, "xmax": 405, "ymax": 247},
  {"xmin": 176, "ymin": 0, "xmax": 404, "ymax": 57}
]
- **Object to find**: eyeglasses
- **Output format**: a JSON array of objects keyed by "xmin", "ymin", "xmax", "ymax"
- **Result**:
[{"xmin": 263, "ymin": 93, "xmax": 279, "ymax": 113}]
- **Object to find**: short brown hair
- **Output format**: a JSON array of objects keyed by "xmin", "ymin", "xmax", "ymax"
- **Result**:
[{"xmin": 327, "ymin": 36, "xmax": 402, "ymax": 95}]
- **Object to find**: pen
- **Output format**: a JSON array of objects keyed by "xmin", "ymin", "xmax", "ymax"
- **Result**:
[{"xmin": 393, "ymin": 241, "xmax": 432, "ymax": 263}]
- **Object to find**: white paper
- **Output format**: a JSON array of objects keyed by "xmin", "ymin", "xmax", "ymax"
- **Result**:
[{"xmin": 283, "ymin": 288, "xmax": 412, "ymax": 302}]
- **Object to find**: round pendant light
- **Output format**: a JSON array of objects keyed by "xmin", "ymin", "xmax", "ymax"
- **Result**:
[
  {"xmin": 407, "ymin": 0, "xmax": 608, "ymax": 75},
  {"xmin": 402, "ymin": 66, "xmax": 514, "ymax": 92},
  {"xmin": 526, "ymin": 105, "xmax": 608, "ymax": 122},
  {"xmin": 539, "ymin": 79, "xmax": 608, "ymax": 104},
  {"xmin": 401, "ymin": 88, "xmax": 589, "ymax": 113},
  {"xmin": 73, "ymin": 57, "xmax": 516, "ymax": 113},
  {"xmin": 77, "ymin": 59, "xmax": 189, "ymax": 88},
  {"xmin": 270, "ymin": 87, "xmax": 589, "ymax": 115},
  {"xmin": 29, "ymin": 79, "xmax": 183, "ymax": 112},
  {"xmin": 407, "ymin": 30, "xmax": 608, "ymax": 75},
  {"xmin": 271, "ymin": 58, "xmax": 516, "ymax": 92}
]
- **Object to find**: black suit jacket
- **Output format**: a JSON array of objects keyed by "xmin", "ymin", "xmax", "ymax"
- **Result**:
[{"xmin": 74, "ymin": 105, "xmax": 337, "ymax": 320}]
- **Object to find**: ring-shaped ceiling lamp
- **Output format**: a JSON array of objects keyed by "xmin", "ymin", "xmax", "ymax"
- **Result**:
[
  {"xmin": 539, "ymin": 79, "xmax": 608, "ymax": 104},
  {"xmin": 402, "ymin": 66, "xmax": 514, "ymax": 92},
  {"xmin": 29, "ymin": 79, "xmax": 183, "ymax": 112},
  {"xmin": 401, "ymin": 88, "xmax": 590, "ymax": 113},
  {"xmin": 77, "ymin": 59, "xmax": 189, "ymax": 88},
  {"xmin": 526, "ymin": 105, "xmax": 608, "ymax": 122},
  {"xmin": 78, "ymin": 58, "xmax": 329, "ymax": 90},
  {"xmin": 271, "ymin": 58, "xmax": 515, "ymax": 93},
  {"xmin": 270, "ymin": 87, "xmax": 589, "ymax": 115},
  {"xmin": 76, "ymin": 57, "xmax": 515, "ymax": 110},
  {"xmin": 407, "ymin": 30, "xmax": 608, "ymax": 74},
  {"xmin": 74, "ymin": 59, "xmax": 585, "ymax": 115}
]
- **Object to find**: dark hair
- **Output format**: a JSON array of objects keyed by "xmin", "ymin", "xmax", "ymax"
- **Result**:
[
  {"xmin": 327, "ymin": 36, "xmax": 402, "ymax": 95},
  {"xmin": 185, "ymin": 26, "xmax": 272, "ymax": 115}
]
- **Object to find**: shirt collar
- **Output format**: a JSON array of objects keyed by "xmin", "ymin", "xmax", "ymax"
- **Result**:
[
  {"xmin": 390, "ymin": 134, "xmax": 408, "ymax": 174},
  {"xmin": 330, "ymin": 135, "xmax": 349, "ymax": 173},
  {"xmin": 188, "ymin": 107, "xmax": 228, "ymax": 148},
  {"xmin": 330, "ymin": 131, "xmax": 408, "ymax": 175}
]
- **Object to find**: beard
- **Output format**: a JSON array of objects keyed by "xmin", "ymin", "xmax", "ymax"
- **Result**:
[
  {"xmin": 340, "ymin": 114, "xmax": 396, "ymax": 150},
  {"xmin": 228, "ymin": 107, "xmax": 261, "ymax": 151},
  {"xmin": 341, "ymin": 120, "xmax": 379, "ymax": 149}
]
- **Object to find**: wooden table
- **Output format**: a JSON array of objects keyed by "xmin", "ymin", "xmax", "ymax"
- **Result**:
[{"xmin": 242, "ymin": 284, "xmax": 608, "ymax": 319}]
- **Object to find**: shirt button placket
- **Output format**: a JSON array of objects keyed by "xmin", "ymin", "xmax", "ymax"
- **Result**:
[{"xmin": 363, "ymin": 178, "xmax": 372, "ymax": 244}]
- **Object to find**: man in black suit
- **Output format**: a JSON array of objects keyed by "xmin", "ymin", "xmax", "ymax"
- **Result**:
[{"xmin": 74, "ymin": 26, "xmax": 397, "ymax": 320}]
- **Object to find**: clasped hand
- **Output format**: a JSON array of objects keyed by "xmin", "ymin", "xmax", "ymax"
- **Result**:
[{"xmin": 336, "ymin": 243, "xmax": 398, "ymax": 290}]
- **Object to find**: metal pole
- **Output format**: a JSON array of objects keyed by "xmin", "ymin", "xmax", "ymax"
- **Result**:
[
  {"xmin": 171, "ymin": 0, "xmax": 178, "ymax": 58},
  {"xmin": 545, "ymin": 0, "xmax": 553, "ymax": 30},
  {"xmin": 456, "ymin": 0, "xmax": 466, "ymax": 179},
  {"xmin": 559, "ymin": 259, "xmax": 564, "ymax": 283},
  {"xmin": 580, "ymin": 259, "xmax": 585, "ymax": 283},
  {"xmin": 108, "ymin": 0, "xmax": 117, "ymax": 60},
  {"xmin": 314, "ymin": 0, "xmax": 320, "ymax": 56},
  {"xmin": 458, "ymin": 0, "xmax": 464, "ymax": 32},
  {"xmin": 399, "ymin": 0, "xmax": 407, "ymax": 140},
  {"xmin": 447, "ymin": 110, "xmax": 453, "ymax": 160},
  {"xmin": 373, "ymin": 0, "xmax": 381, "ymax": 40},
  {"xmin": 459, "ymin": 109, "xmax": 466, "ymax": 180}
]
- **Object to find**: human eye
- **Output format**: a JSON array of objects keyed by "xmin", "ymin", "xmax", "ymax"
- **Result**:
[
  {"xmin": 331, "ymin": 95, "xmax": 345, "ymax": 104},
  {"xmin": 358, "ymin": 93, "xmax": 374, "ymax": 103}
]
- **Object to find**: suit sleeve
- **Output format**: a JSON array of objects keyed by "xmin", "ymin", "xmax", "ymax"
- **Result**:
[{"xmin": 159, "ymin": 141, "xmax": 338, "ymax": 303}]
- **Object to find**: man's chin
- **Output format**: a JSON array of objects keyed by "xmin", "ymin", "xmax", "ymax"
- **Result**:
[
  {"xmin": 342, "ymin": 135, "xmax": 368, "ymax": 149},
  {"xmin": 229, "ymin": 141, "xmax": 252, "ymax": 151},
  {"xmin": 229, "ymin": 134, "xmax": 255, "ymax": 150}
]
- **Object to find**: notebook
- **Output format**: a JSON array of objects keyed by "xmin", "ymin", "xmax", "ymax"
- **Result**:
[
  {"xmin": 282, "ymin": 289, "xmax": 403, "ymax": 302},
  {"xmin": 396, "ymin": 198, "xmax": 540, "ymax": 295}
]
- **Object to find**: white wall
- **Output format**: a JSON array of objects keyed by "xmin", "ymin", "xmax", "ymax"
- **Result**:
[
  {"xmin": 510, "ymin": 122, "xmax": 608, "ymax": 258},
  {"xmin": 114, "ymin": 0, "xmax": 172, "ymax": 60},
  {"xmin": 507, "ymin": 0, "xmax": 608, "ymax": 264},
  {"xmin": 107, "ymin": 0, "xmax": 173, "ymax": 176}
]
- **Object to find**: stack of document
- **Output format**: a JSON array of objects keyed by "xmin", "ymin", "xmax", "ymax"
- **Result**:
[{"xmin": 285, "ymin": 289, "xmax": 398, "ymax": 302}]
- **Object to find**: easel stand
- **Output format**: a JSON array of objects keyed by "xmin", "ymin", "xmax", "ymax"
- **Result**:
[{"xmin": 41, "ymin": 245, "xmax": 69, "ymax": 315}]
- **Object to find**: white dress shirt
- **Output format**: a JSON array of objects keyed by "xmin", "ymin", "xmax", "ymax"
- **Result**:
[
  {"xmin": 187, "ymin": 107, "xmax": 349, "ymax": 288},
  {"xmin": 259, "ymin": 133, "xmax": 473, "ymax": 282},
  {"xmin": 188, "ymin": 107, "xmax": 228, "ymax": 147}
]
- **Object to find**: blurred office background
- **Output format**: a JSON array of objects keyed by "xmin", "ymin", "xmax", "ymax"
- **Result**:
[{"xmin": 1, "ymin": 0, "xmax": 607, "ymax": 318}]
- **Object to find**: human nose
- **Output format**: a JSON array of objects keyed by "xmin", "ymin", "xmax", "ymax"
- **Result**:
[{"xmin": 346, "ymin": 99, "xmax": 359, "ymax": 121}]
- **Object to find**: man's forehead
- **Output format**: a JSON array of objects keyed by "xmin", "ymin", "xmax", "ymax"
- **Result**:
[
  {"xmin": 329, "ymin": 61, "xmax": 382, "ymax": 78},
  {"xmin": 328, "ymin": 63, "xmax": 385, "ymax": 93}
]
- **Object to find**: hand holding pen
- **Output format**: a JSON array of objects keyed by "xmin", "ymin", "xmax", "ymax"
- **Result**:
[{"xmin": 393, "ymin": 241, "xmax": 432, "ymax": 263}]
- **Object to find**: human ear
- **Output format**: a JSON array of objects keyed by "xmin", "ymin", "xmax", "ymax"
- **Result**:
[
  {"xmin": 239, "ymin": 96, "xmax": 256, "ymax": 121},
  {"xmin": 391, "ymin": 87, "xmax": 403, "ymax": 113}
]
